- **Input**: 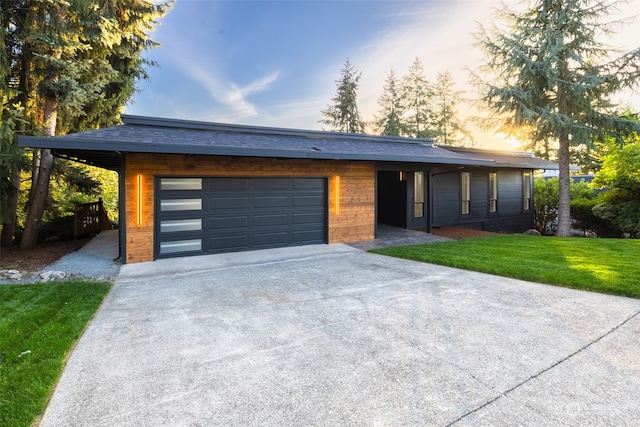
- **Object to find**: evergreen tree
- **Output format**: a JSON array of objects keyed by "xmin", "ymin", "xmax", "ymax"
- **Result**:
[
  {"xmin": 374, "ymin": 68, "xmax": 404, "ymax": 136},
  {"xmin": 1, "ymin": 0, "xmax": 170, "ymax": 248},
  {"xmin": 319, "ymin": 58, "xmax": 365, "ymax": 133},
  {"xmin": 401, "ymin": 58, "xmax": 436, "ymax": 139},
  {"xmin": 431, "ymin": 71, "xmax": 471, "ymax": 146},
  {"xmin": 471, "ymin": 0, "xmax": 640, "ymax": 236}
]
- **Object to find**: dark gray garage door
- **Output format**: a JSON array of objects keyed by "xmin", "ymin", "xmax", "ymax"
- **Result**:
[{"xmin": 155, "ymin": 177, "xmax": 327, "ymax": 258}]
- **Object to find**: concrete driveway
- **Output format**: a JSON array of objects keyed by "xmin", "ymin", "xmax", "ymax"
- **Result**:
[{"xmin": 40, "ymin": 244, "xmax": 640, "ymax": 426}]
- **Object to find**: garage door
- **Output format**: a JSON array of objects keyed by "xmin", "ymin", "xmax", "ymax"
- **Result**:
[{"xmin": 155, "ymin": 177, "xmax": 327, "ymax": 258}]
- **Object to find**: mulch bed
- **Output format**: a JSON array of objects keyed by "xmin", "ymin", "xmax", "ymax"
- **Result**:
[
  {"xmin": 0, "ymin": 239, "xmax": 90, "ymax": 273},
  {"xmin": 431, "ymin": 226, "xmax": 497, "ymax": 240}
]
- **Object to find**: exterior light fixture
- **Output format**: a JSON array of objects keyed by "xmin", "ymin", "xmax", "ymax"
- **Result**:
[
  {"xmin": 334, "ymin": 176, "xmax": 340, "ymax": 215},
  {"xmin": 137, "ymin": 174, "xmax": 143, "ymax": 225}
]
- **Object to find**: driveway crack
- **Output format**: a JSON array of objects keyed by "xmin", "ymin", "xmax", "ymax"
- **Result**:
[{"xmin": 446, "ymin": 308, "xmax": 640, "ymax": 426}]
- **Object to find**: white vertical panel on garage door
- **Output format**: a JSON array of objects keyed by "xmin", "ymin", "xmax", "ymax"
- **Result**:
[{"xmin": 155, "ymin": 177, "xmax": 327, "ymax": 258}]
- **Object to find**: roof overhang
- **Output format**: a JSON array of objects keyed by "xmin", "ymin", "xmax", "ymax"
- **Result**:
[{"xmin": 18, "ymin": 115, "xmax": 558, "ymax": 171}]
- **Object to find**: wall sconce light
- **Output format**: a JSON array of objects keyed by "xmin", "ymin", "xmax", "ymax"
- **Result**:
[
  {"xmin": 399, "ymin": 171, "xmax": 405, "ymax": 182},
  {"xmin": 334, "ymin": 176, "xmax": 340, "ymax": 215},
  {"xmin": 137, "ymin": 174, "xmax": 142, "ymax": 225}
]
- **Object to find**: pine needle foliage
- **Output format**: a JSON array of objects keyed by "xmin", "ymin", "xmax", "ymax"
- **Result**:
[
  {"xmin": 319, "ymin": 58, "xmax": 365, "ymax": 133},
  {"xmin": 470, "ymin": 0, "xmax": 640, "ymax": 236}
]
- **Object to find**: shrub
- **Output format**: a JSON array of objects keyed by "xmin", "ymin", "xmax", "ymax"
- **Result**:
[
  {"xmin": 37, "ymin": 215, "xmax": 76, "ymax": 242},
  {"xmin": 534, "ymin": 176, "xmax": 623, "ymax": 237},
  {"xmin": 534, "ymin": 177, "xmax": 559, "ymax": 234},
  {"xmin": 592, "ymin": 143, "xmax": 640, "ymax": 237},
  {"xmin": 571, "ymin": 196, "xmax": 622, "ymax": 238}
]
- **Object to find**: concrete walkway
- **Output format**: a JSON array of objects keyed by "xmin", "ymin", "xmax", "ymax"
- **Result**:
[
  {"xmin": 38, "ymin": 230, "xmax": 120, "ymax": 281},
  {"xmin": 40, "ymin": 244, "xmax": 640, "ymax": 426},
  {"xmin": 78, "ymin": 229, "xmax": 119, "ymax": 259},
  {"xmin": 348, "ymin": 224, "xmax": 450, "ymax": 250}
]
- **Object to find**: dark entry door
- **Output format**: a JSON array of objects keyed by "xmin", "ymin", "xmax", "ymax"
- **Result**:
[
  {"xmin": 155, "ymin": 177, "xmax": 327, "ymax": 258},
  {"xmin": 377, "ymin": 171, "xmax": 407, "ymax": 227}
]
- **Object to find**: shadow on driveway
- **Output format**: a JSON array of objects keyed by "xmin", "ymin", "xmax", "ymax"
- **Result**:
[{"xmin": 40, "ymin": 244, "xmax": 640, "ymax": 426}]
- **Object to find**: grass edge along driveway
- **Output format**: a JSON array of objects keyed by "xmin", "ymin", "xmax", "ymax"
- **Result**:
[
  {"xmin": 0, "ymin": 280, "xmax": 111, "ymax": 427},
  {"xmin": 372, "ymin": 235, "xmax": 640, "ymax": 299}
]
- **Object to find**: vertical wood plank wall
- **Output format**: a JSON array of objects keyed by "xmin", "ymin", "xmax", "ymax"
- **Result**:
[{"xmin": 124, "ymin": 154, "xmax": 375, "ymax": 263}]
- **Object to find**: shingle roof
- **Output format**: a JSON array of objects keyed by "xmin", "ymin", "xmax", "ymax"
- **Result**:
[
  {"xmin": 445, "ymin": 146, "xmax": 558, "ymax": 169},
  {"xmin": 18, "ymin": 115, "xmax": 558, "ymax": 171}
]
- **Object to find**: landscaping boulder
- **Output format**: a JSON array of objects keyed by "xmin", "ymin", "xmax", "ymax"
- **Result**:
[
  {"xmin": 40, "ymin": 271, "xmax": 67, "ymax": 282},
  {"xmin": 0, "ymin": 269, "xmax": 22, "ymax": 280},
  {"xmin": 522, "ymin": 229, "xmax": 542, "ymax": 236}
]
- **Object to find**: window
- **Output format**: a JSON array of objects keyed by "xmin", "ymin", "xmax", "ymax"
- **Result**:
[
  {"xmin": 160, "ymin": 178, "xmax": 202, "ymax": 191},
  {"xmin": 414, "ymin": 172, "xmax": 424, "ymax": 218},
  {"xmin": 159, "ymin": 239, "xmax": 202, "ymax": 255},
  {"xmin": 461, "ymin": 172, "xmax": 470, "ymax": 215},
  {"xmin": 160, "ymin": 198, "xmax": 202, "ymax": 211},
  {"xmin": 489, "ymin": 172, "xmax": 498, "ymax": 213},
  {"xmin": 523, "ymin": 172, "xmax": 532, "ymax": 211},
  {"xmin": 160, "ymin": 219, "xmax": 202, "ymax": 233}
]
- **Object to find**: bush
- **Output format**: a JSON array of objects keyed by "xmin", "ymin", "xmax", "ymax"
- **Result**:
[
  {"xmin": 571, "ymin": 196, "xmax": 622, "ymax": 238},
  {"xmin": 534, "ymin": 176, "xmax": 623, "ymax": 237},
  {"xmin": 37, "ymin": 215, "xmax": 76, "ymax": 242},
  {"xmin": 592, "ymin": 143, "xmax": 640, "ymax": 237},
  {"xmin": 534, "ymin": 178, "xmax": 559, "ymax": 234}
]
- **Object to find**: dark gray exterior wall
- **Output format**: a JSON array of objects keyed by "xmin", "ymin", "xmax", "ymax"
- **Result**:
[
  {"xmin": 431, "ymin": 168, "xmax": 534, "ymax": 232},
  {"xmin": 376, "ymin": 165, "xmax": 430, "ymax": 232}
]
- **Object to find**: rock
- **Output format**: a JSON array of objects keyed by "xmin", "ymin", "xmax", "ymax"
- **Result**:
[
  {"xmin": 0, "ymin": 269, "xmax": 22, "ymax": 280},
  {"xmin": 40, "ymin": 270, "xmax": 67, "ymax": 281},
  {"xmin": 522, "ymin": 229, "xmax": 542, "ymax": 236}
]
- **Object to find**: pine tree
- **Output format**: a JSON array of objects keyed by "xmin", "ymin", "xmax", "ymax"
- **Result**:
[
  {"xmin": 471, "ymin": 0, "xmax": 640, "ymax": 236},
  {"xmin": 2, "ymin": 0, "xmax": 170, "ymax": 248},
  {"xmin": 431, "ymin": 71, "xmax": 471, "ymax": 146},
  {"xmin": 401, "ymin": 58, "xmax": 436, "ymax": 139},
  {"xmin": 319, "ymin": 58, "xmax": 365, "ymax": 133},
  {"xmin": 374, "ymin": 68, "xmax": 404, "ymax": 136}
]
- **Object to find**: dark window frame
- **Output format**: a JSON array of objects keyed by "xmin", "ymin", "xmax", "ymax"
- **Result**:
[
  {"xmin": 523, "ymin": 172, "xmax": 532, "ymax": 211},
  {"xmin": 414, "ymin": 171, "xmax": 425, "ymax": 218},
  {"xmin": 489, "ymin": 172, "xmax": 498, "ymax": 213},
  {"xmin": 461, "ymin": 171, "xmax": 471, "ymax": 215}
]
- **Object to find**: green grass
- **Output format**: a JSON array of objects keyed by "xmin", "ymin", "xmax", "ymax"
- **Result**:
[
  {"xmin": 372, "ymin": 235, "xmax": 640, "ymax": 298},
  {"xmin": 0, "ymin": 280, "xmax": 111, "ymax": 427}
]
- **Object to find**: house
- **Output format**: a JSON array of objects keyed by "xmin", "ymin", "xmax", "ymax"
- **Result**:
[{"xmin": 19, "ymin": 115, "xmax": 557, "ymax": 263}]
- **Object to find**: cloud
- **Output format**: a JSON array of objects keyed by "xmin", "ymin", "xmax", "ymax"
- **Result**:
[
  {"xmin": 352, "ymin": 1, "xmax": 497, "ymax": 118},
  {"xmin": 346, "ymin": 0, "xmax": 640, "ymax": 148},
  {"xmin": 178, "ymin": 57, "xmax": 280, "ymax": 122}
]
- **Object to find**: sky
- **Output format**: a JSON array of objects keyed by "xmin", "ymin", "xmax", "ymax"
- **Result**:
[{"xmin": 125, "ymin": 0, "xmax": 640, "ymax": 150}]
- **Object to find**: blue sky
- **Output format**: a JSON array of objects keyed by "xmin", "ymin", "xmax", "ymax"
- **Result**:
[{"xmin": 125, "ymin": 0, "xmax": 640, "ymax": 149}]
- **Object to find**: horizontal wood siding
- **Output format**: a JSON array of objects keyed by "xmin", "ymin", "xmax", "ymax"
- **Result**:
[{"xmin": 125, "ymin": 154, "xmax": 375, "ymax": 263}]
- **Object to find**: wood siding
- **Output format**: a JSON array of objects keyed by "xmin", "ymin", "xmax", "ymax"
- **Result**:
[
  {"xmin": 432, "ymin": 168, "xmax": 534, "ymax": 232},
  {"xmin": 124, "ymin": 154, "xmax": 375, "ymax": 263}
]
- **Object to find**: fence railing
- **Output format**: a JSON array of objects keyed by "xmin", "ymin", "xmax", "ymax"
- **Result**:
[{"xmin": 74, "ymin": 197, "xmax": 114, "ymax": 238}]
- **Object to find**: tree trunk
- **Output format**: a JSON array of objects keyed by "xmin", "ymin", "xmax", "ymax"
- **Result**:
[
  {"xmin": 30, "ymin": 148, "xmax": 41, "ymax": 202},
  {"xmin": 20, "ymin": 148, "xmax": 53, "ymax": 249},
  {"xmin": 555, "ymin": 60, "xmax": 571, "ymax": 238},
  {"xmin": 0, "ymin": 169, "xmax": 22, "ymax": 247},
  {"xmin": 20, "ymin": 95, "xmax": 57, "ymax": 250},
  {"xmin": 556, "ymin": 129, "xmax": 572, "ymax": 237}
]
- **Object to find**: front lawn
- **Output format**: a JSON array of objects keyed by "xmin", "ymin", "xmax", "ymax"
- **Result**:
[
  {"xmin": 372, "ymin": 235, "xmax": 640, "ymax": 298},
  {"xmin": 0, "ymin": 280, "xmax": 111, "ymax": 427}
]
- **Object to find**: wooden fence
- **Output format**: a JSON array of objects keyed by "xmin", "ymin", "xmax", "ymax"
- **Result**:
[{"xmin": 74, "ymin": 197, "xmax": 114, "ymax": 238}]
